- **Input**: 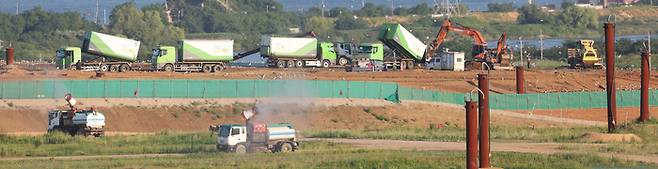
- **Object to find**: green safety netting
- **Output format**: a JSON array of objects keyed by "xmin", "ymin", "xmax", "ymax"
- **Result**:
[{"xmin": 1, "ymin": 79, "xmax": 655, "ymax": 110}]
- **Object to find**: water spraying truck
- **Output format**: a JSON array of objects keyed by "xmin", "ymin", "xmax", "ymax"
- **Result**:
[
  {"xmin": 214, "ymin": 108, "xmax": 298, "ymax": 153},
  {"xmin": 56, "ymin": 31, "xmax": 141, "ymax": 72},
  {"xmin": 151, "ymin": 40, "xmax": 233, "ymax": 72},
  {"xmin": 47, "ymin": 94, "xmax": 105, "ymax": 137}
]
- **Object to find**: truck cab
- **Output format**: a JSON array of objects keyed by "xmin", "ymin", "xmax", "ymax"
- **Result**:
[
  {"xmin": 55, "ymin": 47, "xmax": 81, "ymax": 70},
  {"xmin": 151, "ymin": 46, "xmax": 177, "ymax": 71},
  {"xmin": 344, "ymin": 43, "xmax": 386, "ymax": 72},
  {"xmin": 216, "ymin": 124, "xmax": 248, "ymax": 153}
]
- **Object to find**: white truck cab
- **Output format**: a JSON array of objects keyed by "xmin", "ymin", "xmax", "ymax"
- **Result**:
[{"xmin": 216, "ymin": 124, "xmax": 248, "ymax": 153}]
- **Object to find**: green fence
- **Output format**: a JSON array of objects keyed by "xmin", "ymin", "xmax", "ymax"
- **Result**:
[
  {"xmin": 0, "ymin": 80, "xmax": 399, "ymax": 100},
  {"xmin": 1, "ymin": 79, "xmax": 656, "ymax": 110}
]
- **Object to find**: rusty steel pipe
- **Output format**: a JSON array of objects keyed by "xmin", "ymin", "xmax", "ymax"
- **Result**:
[
  {"xmin": 6, "ymin": 47, "xmax": 14, "ymax": 65},
  {"xmin": 465, "ymin": 101, "xmax": 479, "ymax": 169},
  {"xmin": 641, "ymin": 52, "xmax": 650, "ymax": 122},
  {"xmin": 516, "ymin": 66, "xmax": 525, "ymax": 94},
  {"xmin": 604, "ymin": 23, "xmax": 617, "ymax": 133},
  {"xmin": 477, "ymin": 73, "xmax": 490, "ymax": 168}
]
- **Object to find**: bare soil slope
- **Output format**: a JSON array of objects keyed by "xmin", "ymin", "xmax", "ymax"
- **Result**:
[{"xmin": 0, "ymin": 99, "xmax": 570, "ymax": 133}]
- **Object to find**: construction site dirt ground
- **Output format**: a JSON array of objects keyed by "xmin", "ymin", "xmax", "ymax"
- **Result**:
[
  {"xmin": 0, "ymin": 98, "xmax": 579, "ymax": 134},
  {"xmin": 2, "ymin": 64, "xmax": 658, "ymax": 93}
]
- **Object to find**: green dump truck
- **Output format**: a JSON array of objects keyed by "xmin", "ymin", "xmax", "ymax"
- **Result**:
[
  {"xmin": 151, "ymin": 40, "xmax": 233, "ymax": 73},
  {"xmin": 56, "ymin": 31, "xmax": 141, "ymax": 72},
  {"xmin": 378, "ymin": 23, "xmax": 428, "ymax": 70},
  {"xmin": 260, "ymin": 36, "xmax": 346, "ymax": 68}
]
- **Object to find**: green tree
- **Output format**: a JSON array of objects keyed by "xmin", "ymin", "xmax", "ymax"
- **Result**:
[
  {"xmin": 328, "ymin": 7, "xmax": 352, "ymax": 17},
  {"xmin": 358, "ymin": 2, "xmax": 386, "ymax": 17},
  {"xmin": 410, "ymin": 3, "xmax": 431, "ymax": 15},
  {"xmin": 555, "ymin": 6, "xmax": 598, "ymax": 29},
  {"xmin": 393, "ymin": 7, "xmax": 409, "ymax": 16},
  {"xmin": 487, "ymin": 3, "xmax": 515, "ymax": 12},
  {"xmin": 303, "ymin": 17, "xmax": 334, "ymax": 35},
  {"xmin": 109, "ymin": 2, "xmax": 184, "ymax": 60},
  {"xmin": 517, "ymin": 4, "xmax": 552, "ymax": 24},
  {"xmin": 335, "ymin": 15, "xmax": 368, "ymax": 30}
]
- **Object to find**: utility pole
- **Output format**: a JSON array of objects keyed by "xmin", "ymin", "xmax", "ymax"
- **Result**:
[
  {"xmin": 16, "ymin": 0, "xmax": 20, "ymax": 15},
  {"xmin": 95, "ymin": 0, "xmax": 100, "ymax": 24},
  {"xmin": 519, "ymin": 36, "xmax": 524, "ymax": 65},
  {"xmin": 540, "ymin": 30, "xmax": 544, "ymax": 60},
  {"xmin": 321, "ymin": 0, "xmax": 325, "ymax": 17},
  {"xmin": 103, "ymin": 9, "xmax": 107, "ymax": 25}
]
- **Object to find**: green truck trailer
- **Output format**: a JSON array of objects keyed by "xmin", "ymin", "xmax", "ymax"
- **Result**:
[
  {"xmin": 151, "ymin": 40, "xmax": 233, "ymax": 73},
  {"xmin": 377, "ymin": 23, "xmax": 428, "ymax": 70},
  {"xmin": 56, "ymin": 31, "xmax": 141, "ymax": 72},
  {"xmin": 260, "ymin": 36, "xmax": 347, "ymax": 68}
]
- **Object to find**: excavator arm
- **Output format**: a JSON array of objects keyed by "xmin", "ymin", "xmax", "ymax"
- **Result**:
[
  {"xmin": 426, "ymin": 19, "xmax": 488, "ymax": 59},
  {"xmin": 494, "ymin": 32, "xmax": 507, "ymax": 58}
]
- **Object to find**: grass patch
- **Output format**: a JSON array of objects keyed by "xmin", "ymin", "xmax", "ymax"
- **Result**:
[
  {"xmin": 0, "ymin": 149, "xmax": 652, "ymax": 169},
  {"xmin": 304, "ymin": 126, "xmax": 603, "ymax": 143},
  {"xmin": 0, "ymin": 131, "xmax": 217, "ymax": 157},
  {"xmin": 532, "ymin": 60, "xmax": 568, "ymax": 70}
]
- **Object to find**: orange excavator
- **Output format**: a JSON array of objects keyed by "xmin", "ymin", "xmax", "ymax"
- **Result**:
[{"xmin": 426, "ymin": 19, "xmax": 512, "ymax": 69}]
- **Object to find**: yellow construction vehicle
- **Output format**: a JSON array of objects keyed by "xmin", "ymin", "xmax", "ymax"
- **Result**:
[{"xmin": 567, "ymin": 40, "xmax": 602, "ymax": 69}]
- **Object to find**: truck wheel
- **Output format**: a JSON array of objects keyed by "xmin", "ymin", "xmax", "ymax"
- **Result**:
[
  {"xmin": 276, "ymin": 60, "xmax": 285, "ymax": 68},
  {"xmin": 119, "ymin": 64, "xmax": 129, "ymax": 72},
  {"xmin": 407, "ymin": 61, "xmax": 415, "ymax": 69},
  {"xmin": 163, "ymin": 64, "xmax": 174, "ymax": 72},
  {"xmin": 213, "ymin": 65, "xmax": 224, "ymax": 72},
  {"xmin": 99, "ymin": 64, "xmax": 109, "ymax": 72},
  {"xmin": 295, "ymin": 60, "xmax": 304, "ymax": 67},
  {"xmin": 109, "ymin": 65, "xmax": 118, "ymax": 72},
  {"xmin": 202, "ymin": 64, "xmax": 213, "ymax": 73},
  {"xmin": 234, "ymin": 144, "xmax": 246, "ymax": 154},
  {"xmin": 286, "ymin": 60, "xmax": 295, "ymax": 68},
  {"xmin": 322, "ymin": 60, "xmax": 330, "ymax": 68},
  {"xmin": 400, "ymin": 61, "xmax": 407, "ymax": 70},
  {"xmin": 277, "ymin": 142, "xmax": 293, "ymax": 153},
  {"xmin": 338, "ymin": 57, "xmax": 349, "ymax": 66}
]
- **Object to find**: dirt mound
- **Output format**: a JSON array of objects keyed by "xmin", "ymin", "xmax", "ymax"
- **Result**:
[{"xmin": 581, "ymin": 132, "xmax": 642, "ymax": 143}]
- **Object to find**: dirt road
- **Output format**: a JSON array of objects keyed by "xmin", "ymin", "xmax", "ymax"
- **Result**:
[{"xmin": 305, "ymin": 138, "xmax": 658, "ymax": 164}]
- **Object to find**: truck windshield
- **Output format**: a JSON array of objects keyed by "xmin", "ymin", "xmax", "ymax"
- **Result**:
[
  {"xmin": 219, "ymin": 126, "xmax": 231, "ymax": 137},
  {"xmin": 358, "ymin": 46, "xmax": 373, "ymax": 53}
]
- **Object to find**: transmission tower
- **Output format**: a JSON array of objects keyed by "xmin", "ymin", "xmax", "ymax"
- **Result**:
[{"xmin": 433, "ymin": 0, "xmax": 460, "ymax": 17}]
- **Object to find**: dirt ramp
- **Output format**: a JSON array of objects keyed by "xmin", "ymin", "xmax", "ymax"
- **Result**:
[{"xmin": 0, "ymin": 108, "xmax": 48, "ymax": 132}]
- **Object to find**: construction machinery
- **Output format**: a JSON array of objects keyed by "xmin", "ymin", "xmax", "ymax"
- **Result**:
[
  {"xmin": 47, "ymin": 94, "xmax": 105, "ymax": 137},
  {"xmin": 567, "ymin": 40, "xmax": 602, "ymax": 69},
  {"xmin": 214, "ymin": 108, "xmax": 299, "ymax": 153},
  {"xmin": 56, "ymin": 31, "xmax": 141, "ymax": 72},
  {"xmin": 261, "ymin": 35, "xmax": 347, "ymax": 68},
  {"xmin": 151, "ymin": 40, "xmax": 233, "ymax": 72},
  {"xmin": 378, "ymin": 23, "xmax": 428, "ymax": 70},
  {"xmin": 427, "ymin": 19, "xmax": 512, "ymax": 70}
]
